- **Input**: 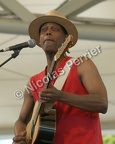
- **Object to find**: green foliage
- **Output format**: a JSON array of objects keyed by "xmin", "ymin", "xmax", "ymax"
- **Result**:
[{"xmin": 103, "ymin": 135, "xmax": 115, "ymax": 144}]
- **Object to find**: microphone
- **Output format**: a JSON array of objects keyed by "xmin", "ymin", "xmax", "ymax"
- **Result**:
[{"xmin": 0, "ymin": 39, "xmax": 36, "ymax": 52}]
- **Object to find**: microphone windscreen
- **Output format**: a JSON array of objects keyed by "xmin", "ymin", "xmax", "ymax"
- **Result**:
[{"xmin": 28, "ymin": 39, "xmax": 36, "ymax": 48}]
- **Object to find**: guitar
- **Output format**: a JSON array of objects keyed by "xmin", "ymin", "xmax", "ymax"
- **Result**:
[{"xmin": 26, "ymin": 35, "xmax": 73, "ymax": 144}]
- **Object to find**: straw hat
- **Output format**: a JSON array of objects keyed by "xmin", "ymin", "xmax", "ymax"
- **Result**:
[{"xmin": 29, "ymin": 10, "xmax": 78, "ymax": 47}]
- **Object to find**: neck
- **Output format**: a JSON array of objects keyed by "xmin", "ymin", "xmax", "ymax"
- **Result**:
[{"xmin": 45, "ymin": 52, "xmax": 66, "ymax": 72}]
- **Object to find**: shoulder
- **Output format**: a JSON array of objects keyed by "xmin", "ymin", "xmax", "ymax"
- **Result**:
[
  {"xmin": 78, "ymin": 56, "xmax": 96, "ymax": 66},
  {"xmin": 30, "ymin": 70, "xmax": 45, "ymax": 81},
  {"xmin": 76, "ymin": 56, "xmax": 99, "ymax": 77}
]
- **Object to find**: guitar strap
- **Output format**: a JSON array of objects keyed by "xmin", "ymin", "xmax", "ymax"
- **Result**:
[{"xmin": 44, "ymin": 57, "xmax": 75, "ymax": 113}]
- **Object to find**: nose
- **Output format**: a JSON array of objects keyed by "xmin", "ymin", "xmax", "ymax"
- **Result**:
[{"xmin": 46, "ymin": 28, "xmax": 52, "ymax": 35}]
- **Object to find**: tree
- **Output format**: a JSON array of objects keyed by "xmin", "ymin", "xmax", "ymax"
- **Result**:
[{"xmin": 103, "ymin": 135, "xmax": 115, "ymax": 144}]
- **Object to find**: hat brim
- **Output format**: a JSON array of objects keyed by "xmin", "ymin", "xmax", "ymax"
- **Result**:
[{"xmin": 29, "ymin": 15, "xmax": 78, "ymax": 47}]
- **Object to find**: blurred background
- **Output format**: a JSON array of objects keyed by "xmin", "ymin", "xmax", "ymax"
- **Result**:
[{"xmin": 0, "ymin": 0, "xmax": 115, "ymax": 143}]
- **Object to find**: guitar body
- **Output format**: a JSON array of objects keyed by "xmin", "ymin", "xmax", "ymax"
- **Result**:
[
  {"xmin": 26, "ymin": 101, "xmax": 41, "ymax": 144},
  {"xmin": 26, "ymin": 101, "xmax": 55, "ymax": 144},
  {"xmin": 31, "ymin": 114, "xmax": 40, "ymax": 144}
]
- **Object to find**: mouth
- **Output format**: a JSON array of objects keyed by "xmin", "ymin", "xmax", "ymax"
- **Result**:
[{"xmin": 44, "ymin": 39, "xmax": 54, "ymax": 44}]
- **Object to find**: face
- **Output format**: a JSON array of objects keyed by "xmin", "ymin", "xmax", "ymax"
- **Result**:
[{"xmin": 39, "ymin": 22, "xmax": 67, "ymax": 53}]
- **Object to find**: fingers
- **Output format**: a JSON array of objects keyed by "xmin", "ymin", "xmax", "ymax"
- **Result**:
[
  {"xmin": 39, "ymin": 92, "xmax": 52, "ymax": 102},
  {"xmin": 39, "ymin": 86, "xmax": 61, "ymax": 102},
  {"xmin": 12, "ymin": 141, "xmax": 25, "ymax": 144},
  {"xmin": 13, "ymin": 130, "xmax": 27, "ymax": 144}
]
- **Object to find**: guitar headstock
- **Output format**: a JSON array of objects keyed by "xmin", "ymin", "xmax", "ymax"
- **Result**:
[{"xmin": 54, "ymin": 35, "xmax": 73, "ymax": 61}]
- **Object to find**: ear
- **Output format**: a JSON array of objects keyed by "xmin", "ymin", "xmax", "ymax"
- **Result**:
[
  {"xmin": 39, "ymin": 39, "xmax": 42, "ymax": 47},
  {"xmin": 65, "ymin": 34, "xmax": 68, "ymax": 38},
  {"xmin": 39, "ymin": 37, "xmax": 42, "ymax": 46},
  {"xmin": 39, "ymin": 42, "xmax": 41, "ymax": 46}
]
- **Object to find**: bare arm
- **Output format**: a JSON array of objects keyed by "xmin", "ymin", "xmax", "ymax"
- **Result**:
[
  {"xmin": 59, "ymin": 57, "xmax": 108, "ymax": 113},
  {"xmin": 40, "ymin": 57, "xmax": 108, "ymax": 114},
  {"xmin": 13, "ymin": 82, "xmax": 34, "ymax": 143}
]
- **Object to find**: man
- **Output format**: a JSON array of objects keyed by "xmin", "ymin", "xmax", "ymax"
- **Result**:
[{"xmin": 13, "ymin": 10, "xmax": 108, "ymax": 144}]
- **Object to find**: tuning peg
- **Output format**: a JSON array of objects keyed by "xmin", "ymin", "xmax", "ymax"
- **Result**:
[
  {"xmin": 70, "ymin": 43, "xmax": 74, "ymax": 47},
  {"xmin": 67, "ymin": 49, "xmax": 70, "ymax": 53}
]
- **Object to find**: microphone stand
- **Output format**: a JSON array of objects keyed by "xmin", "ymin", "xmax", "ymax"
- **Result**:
[{"xmin": 0, "ymin": 50, "xmax": 21, "ymax": 67}]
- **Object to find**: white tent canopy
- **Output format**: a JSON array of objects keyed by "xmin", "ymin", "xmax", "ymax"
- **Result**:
[{"xmin": 0, "ymin": 0, "xmax": 115, "ymax": 137}]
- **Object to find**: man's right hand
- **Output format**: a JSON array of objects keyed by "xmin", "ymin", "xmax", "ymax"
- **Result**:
[{"xmin": 12, "ymin": 130, "xmax": 27, "ymax": 144}]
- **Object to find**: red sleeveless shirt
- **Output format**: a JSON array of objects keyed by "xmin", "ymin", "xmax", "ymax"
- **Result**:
[{"xmin": 30, "ymin": 56, "xmax": 103, "ymax": 144}]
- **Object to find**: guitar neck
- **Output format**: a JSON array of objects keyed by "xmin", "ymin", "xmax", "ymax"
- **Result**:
[
  {"xmin": 33, "ymin": 58, "xmax": 57, "ymax": 126},
  {"xmin": 44, "ymin": 59, "xmax": 57, "ymax": 89}
]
